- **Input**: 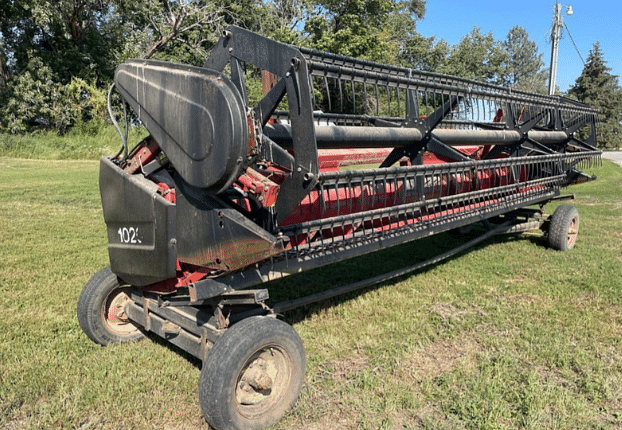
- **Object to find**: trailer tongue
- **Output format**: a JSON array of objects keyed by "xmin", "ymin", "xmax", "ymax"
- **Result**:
[{"xmin": 78, "ymin": 26, "xmax": 600, "ymax": 430}]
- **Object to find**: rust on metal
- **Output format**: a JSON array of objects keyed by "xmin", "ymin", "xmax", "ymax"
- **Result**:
[
  {"xmin": 143, "ymin": 297, "xmax": 151, "ymax": 332},
  {"xmin": 162, "ymin": 321, "xmax": 181, "ymax": 335},
  {"xmin": 235, "ymin": 167, "xmax": 281, "ymax": 207},
  {"xmin": 106, "ymin": 290, "xmax": 132, "ymax": 325},
  {"xmin": 214, "ymin": 306, "xmax": 230, "ymax": 330},
  {"xmin": 122, "ymin": 136, "xmax": 161, "ymax": 174}
]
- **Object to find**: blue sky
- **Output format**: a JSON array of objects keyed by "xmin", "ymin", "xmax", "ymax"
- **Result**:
[{"xmin": 416, "ymin": 0, "xmax": 621, "ymax": 93}]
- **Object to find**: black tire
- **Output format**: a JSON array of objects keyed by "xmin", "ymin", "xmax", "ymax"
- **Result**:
[
  {"xmin": 77, "ymin": 266, "xmax": 144, "ymax": 345},
  {"xmin": 199, "ymin": 316, "xmax": 306, "ymax": 430},
  {"xmin": 548, "ymin": 205, "xmax": 580, "ymax": 251}
]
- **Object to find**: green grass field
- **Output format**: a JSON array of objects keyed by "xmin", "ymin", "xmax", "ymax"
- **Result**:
[
  {"xmin": 0, "ymin": 127, "xmax": 148, "ymax": 160},
  {"xmin": 1, "ymin": 156, "xmax": 621, "ymax": 429}
]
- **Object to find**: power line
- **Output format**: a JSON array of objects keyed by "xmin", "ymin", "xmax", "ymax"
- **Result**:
[{"xmin": 563, "ymin": 21, "xmax": 585, "ymax": 65}]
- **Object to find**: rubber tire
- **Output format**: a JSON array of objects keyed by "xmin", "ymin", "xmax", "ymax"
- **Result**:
[
  {"xmin": 199, "ymin": 316, "xmax": 306, "ymax": 430},
  {"xmin": 77, "ymin": 266, "xmax": 144, "ymax": 345},
  {"xmin": 548, "ymin": 205, "xmax": 580, "ymax": 251}
]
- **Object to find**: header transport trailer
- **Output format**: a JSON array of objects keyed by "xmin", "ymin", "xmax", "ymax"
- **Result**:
[{"xmin": 77, "ymin": 26, "xmax": 600, "ymax": 430}]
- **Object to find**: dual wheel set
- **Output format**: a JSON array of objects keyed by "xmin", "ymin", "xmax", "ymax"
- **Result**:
[
  {"xmin": 77, "ymin": 268, "xmax": 305, "ymax": 430},
  {"xmin": 77, "ymin": 204, "xmax": 579, "ymax": 430}
]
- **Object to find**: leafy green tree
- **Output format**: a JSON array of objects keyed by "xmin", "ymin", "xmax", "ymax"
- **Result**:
[
  {"xmin": 253, "ymin": 0, "xmax": 312, "ymax": 43},
  {"xmin": 502, "ymin": 26, "xmax": 547, "ymax": 93},
  {"xmin": 1, "ymin": 0, "xmax": 126, "ymax": 85},
  {"xmin": 113, "ymin": 0, "xmax": 230, "ymax": 64},
  {"xmin": 0, "ymin": 56, "xmax": 108, "ymax": 133},
  {"xmin": 304, "ymin": 0, "xmax": 425, "ymax": 63},
  {"xmin": 0, "ymin": 0, "xmax": 131, "ymax": 132},
  {"xmin": 443, "ymin": 28, "xmax": 508, "ymax": 84},
  {"xmin": 384, "ymin": 0, "xmax": 431, "ymax": 65},
  {"xmin": 0, "ymin": 59, "xmax": 56, "ymax": 133},
  {"xmin": 568, "ymin": 42, "xmax": 622, "ymax": 149},
  {"xmin": 0, "ymin": 26, "xmax": 8, "ymax": 87},
  {"xmin": 397, "ymin": 33, "xmax": 450, "ymax": 72},
  {"xmin": 0, "ymin": 0, "xmax": 235, "ymax": 132}
]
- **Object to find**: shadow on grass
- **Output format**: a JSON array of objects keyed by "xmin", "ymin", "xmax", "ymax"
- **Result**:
[
  {"xmin": 264, "ymin": 225, "xmax": 551, "ymax": 327},
  {"xmin": 136, "ymin": 221, "xmax": 552, "ymax": 368},
  {"xmin": 148, "ymin": 334, "xmax": 203, "ymax": 369}
]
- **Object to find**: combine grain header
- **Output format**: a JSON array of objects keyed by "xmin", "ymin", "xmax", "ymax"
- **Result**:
[{"xmin": 78, "ymin": 26, "xmax": 600, "ymax": 430}]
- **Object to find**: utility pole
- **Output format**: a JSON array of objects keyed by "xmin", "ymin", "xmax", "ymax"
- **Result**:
[{"xmin": 548, "ymin": 2, "xmax": 573, "ymax": 96}]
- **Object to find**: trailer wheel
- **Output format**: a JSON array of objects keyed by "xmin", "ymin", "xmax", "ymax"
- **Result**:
[
  {"xmin": 199, "ymin": 316, "xmax": 306, "ymax": 430},
  {"xmin": 77, "ymin": 266, "xmax": 144, "ymax": 345},
  {"xmin": 548, "ymin": 205, "xmax": 580, "ymax": 251}
]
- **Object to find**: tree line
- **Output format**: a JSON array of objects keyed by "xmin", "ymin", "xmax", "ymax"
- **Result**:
[{"xmin": 0, "ymin": 0, "xmax": 620, "ymax": 148}]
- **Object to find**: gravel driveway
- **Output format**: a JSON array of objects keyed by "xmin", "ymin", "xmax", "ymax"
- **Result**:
[{"xmin": 602, "ymin": 152, "xmax": 622, "ymax": 168}]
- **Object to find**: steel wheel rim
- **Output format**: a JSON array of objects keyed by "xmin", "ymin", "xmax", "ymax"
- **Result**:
[
  {"xmin": 103, "ymin": 286, "xmax": 140, "ymax": 336},
  {"xmin": 234, "ymin": 346, "xmax": 292, "ymax": 419},
  {"xmin": 566, "ymin": 215, "xmax": 579, "ymax": 248}
]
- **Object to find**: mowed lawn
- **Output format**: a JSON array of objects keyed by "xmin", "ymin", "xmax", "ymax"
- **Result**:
[{"xmin": 1, "ymin": 157, "xmax": 621, "ymax": 430}]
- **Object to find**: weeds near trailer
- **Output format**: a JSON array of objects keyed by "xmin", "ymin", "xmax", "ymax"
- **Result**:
[{"xmin": 1, "ymin": 158, "xmax": 621, "ymax": 429}]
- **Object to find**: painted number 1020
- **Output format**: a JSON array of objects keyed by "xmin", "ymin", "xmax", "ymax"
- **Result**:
[{"xmin": 117, "ymin": 227, "xmax": 142, "ymax": 244}]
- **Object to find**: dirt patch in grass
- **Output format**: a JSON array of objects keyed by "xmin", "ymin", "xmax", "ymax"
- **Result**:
[
  {"xmin": 324, "ymin": 352, "xmax": 370, "ymax": 382},
  {"xmin": 503, "ymin": 293, "xmax": 552, "ymax": 304},
  {"xmin": 3, "ymin": 418, "xmax": 28, "ymax": 430},
  {"xmin": 400, "ymin": 334, "xmax": 485, "ymax": 383},
  {"xmin": 570, "ymin": 295, "xmax": 622, "ymax": 333},
  {"xmin": 391, "ymin": 406, "xmax": 458, "ymax": 430},
  {"xmin": 502, "ymin": 275, "xmax": 531, "ymax": 286},
  {"xmin": 429, "ymin": 302, "xmax": 486, "ymax": 322},
  {"xmin": 531, "ymin": 364, "xmax": 574, "ymax": 389},
  {"xmin": 296, "ymin": 417, "xmax": 360, "ymax": 430},
  {"xmin": 291, "ymin": 353, "xmax": 372, "ymax": 429}
]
